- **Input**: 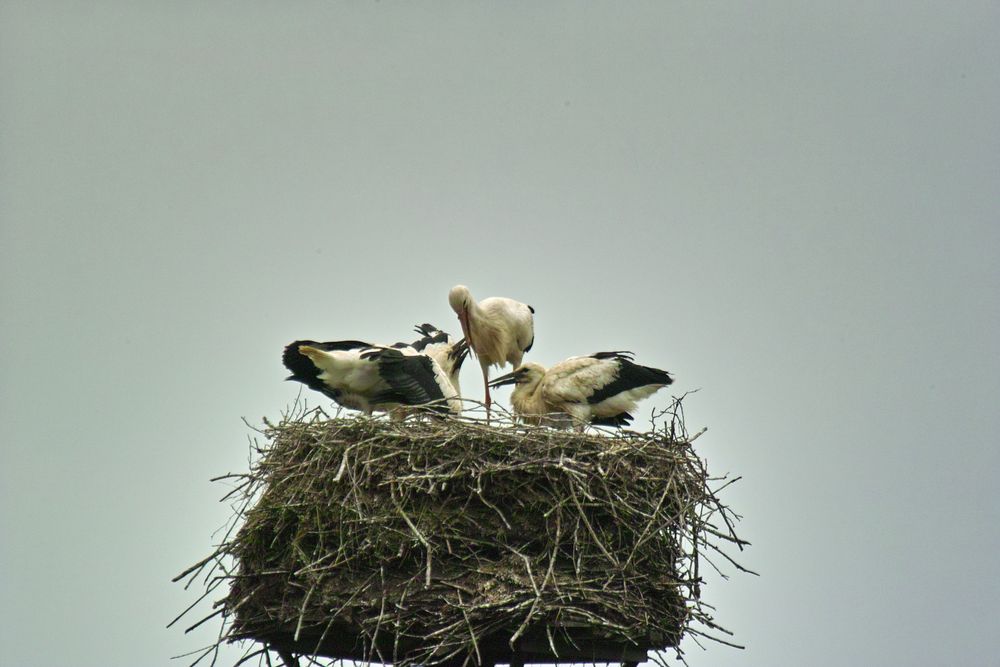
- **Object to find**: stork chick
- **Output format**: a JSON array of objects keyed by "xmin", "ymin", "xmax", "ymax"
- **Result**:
[
  {"xmin": 489, "ymin": 351, "xmax": 673, "ymax": 430},
  {"xmin": 405, "ymin": 323, "xmax": 469, "ymax": 406},
  {"xmin": 283, "ymin": 324, "xmax": 468, "ymax": 417}
]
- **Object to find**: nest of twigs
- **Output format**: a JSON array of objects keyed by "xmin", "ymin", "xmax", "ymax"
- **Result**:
[{"xmin": 174, "ymin": 398, "xmax": 749, "ymax": 667}]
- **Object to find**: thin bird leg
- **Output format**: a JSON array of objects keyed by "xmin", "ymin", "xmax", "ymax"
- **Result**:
[{"xmin": 481, "ymin": 363, "xmax": 492, "ymax": 421}]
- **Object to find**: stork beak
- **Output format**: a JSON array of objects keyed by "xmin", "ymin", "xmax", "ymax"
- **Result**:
[
  {"xmin": 457, "ymin": 307, "xmax": 476, "ymax": 355},
  {"xmin": 488, "ymin": 370, "xmax": 520, "ymax": 388},
  {"xmin": 451, "ymin": 338, "xmax": 470, "ymax": 364}
]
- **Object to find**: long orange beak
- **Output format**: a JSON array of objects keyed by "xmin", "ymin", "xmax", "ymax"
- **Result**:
[{"xmin": 457, "ymin": 307, "xmax": 476, "ymax": 356}]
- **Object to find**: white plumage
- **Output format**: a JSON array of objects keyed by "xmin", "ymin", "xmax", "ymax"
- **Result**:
[
  {"xmin": 489, "ymin": 351, "xmax": 673, "ymax": 429},
  {"xmin": 448, "ymin": 284, "xmax": 534, "ymax": 414},
  {"xmin": 282, "ymin": 325, "xmax": 469, "ymax": 417}
]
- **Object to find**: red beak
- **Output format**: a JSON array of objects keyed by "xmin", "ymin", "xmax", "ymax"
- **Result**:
[{"xmin": 457, "ymin": 307, "xmax": 476, "ymax": 357}]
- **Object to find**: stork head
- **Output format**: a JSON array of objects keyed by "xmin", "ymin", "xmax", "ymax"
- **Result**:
[
  {"xmin": 448, "ymin": 284, "xmax": 471, "ymax": 311},
  {"xmin": 488, "ymin": 363, "xmax": 545, "ymax": 389},
  {"xmin": 448, "ymin": 284, "xmax": 475, "ymax": 350}
]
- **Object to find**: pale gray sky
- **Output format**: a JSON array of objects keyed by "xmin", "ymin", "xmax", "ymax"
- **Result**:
[{"xmin": 2, "ymin": 2, "xmax": 998, "ymax": 666}]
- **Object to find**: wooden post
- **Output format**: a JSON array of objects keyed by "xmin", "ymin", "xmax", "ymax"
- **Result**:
[{"xmin": 276, "ymin": 648, "xmax": 300, "ymax": 667}]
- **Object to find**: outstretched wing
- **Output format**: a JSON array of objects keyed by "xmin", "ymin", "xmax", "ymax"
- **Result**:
[
  {"xmin": 365, "ymin": 348, "xmax": 453, "ymax": 412},
  {"xmin": 282, "ymin": 339, "xmax": 375, "ymax": 401}
]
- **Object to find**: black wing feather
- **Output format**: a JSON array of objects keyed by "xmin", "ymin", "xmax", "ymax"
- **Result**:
[
  {"xmin": 591, "ymin": 350, "xmax": 635, "ymax": 361},
  {"xmin": 590, "ymin": 412, "xmax": 634, "ymax": 428},
  {"xmin": 368, "ymin": 349, "xmax": 449, "ymax": 412},
  {"xmin": 407, "ymin": 323, "xmax": 451, "ymax": 352},
  {"xmin": 586, "ymin": 354, "xmax": 673, "ymax": 405}
]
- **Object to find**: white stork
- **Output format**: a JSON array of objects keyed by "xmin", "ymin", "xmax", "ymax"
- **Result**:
[
  {"xmin": 488, "ymin": 351, "xmax": 673, "ymax": 429},
  {"xmin": 282, "ymin": 325, "xmax": 469, "ymax": 417},
  {"xmin": 448, "ymin": 284, "xmax": 534, "ymax": 415}
]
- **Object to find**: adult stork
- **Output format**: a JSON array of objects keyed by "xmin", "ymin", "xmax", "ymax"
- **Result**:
[
  {"xmin": 282, "ymin": 324, "xmax": 468, "ymax": 417},
  {"xmin": 488, "ymin": 351, "xmax": 673, "ymax": 430},
  {"xmin": 448, "ymin": 284, "xmax": 534, "ymax": 415}
]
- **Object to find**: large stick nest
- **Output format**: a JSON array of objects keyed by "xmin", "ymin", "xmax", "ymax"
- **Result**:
[{"xmin": 175, "ymin": 398, "xmax": 748, "ymax": 667}]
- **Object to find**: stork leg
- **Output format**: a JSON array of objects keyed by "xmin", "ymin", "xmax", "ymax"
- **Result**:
[{"xmin": 481, "ymin": 363, "xmax": 492, "ymax": 421}]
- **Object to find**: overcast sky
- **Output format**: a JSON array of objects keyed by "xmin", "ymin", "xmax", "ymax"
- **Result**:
[{"xmin": 2, "ymin": 2, "xmax": 998, "ymax": 666}]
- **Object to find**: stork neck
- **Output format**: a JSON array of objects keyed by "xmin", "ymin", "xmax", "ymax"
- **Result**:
[
  {"xmin": 510, "ymin": 376, "xmax": 544, "ymax": 411},
  {"xmin": 465, "ymin": 295, "xmax": 485, "ymax": 322}
]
